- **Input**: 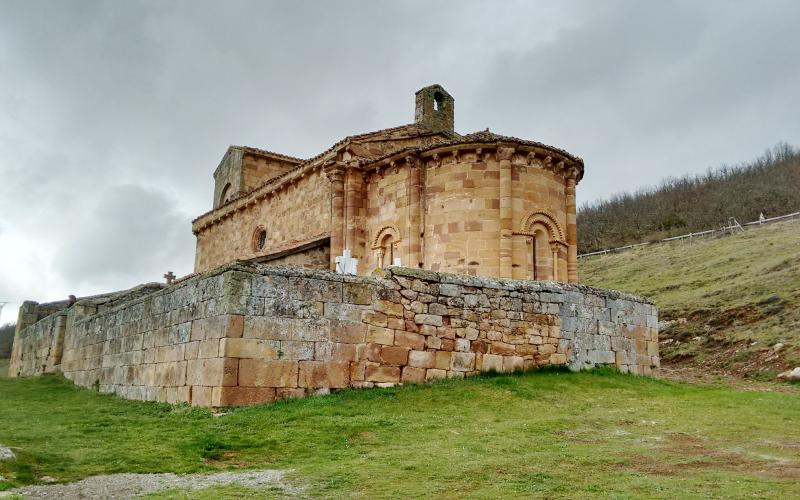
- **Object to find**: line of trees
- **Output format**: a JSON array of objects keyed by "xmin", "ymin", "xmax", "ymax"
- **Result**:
[{"xmin": 577, "ymin": 143, "xmax": 800, "ymax": 253}]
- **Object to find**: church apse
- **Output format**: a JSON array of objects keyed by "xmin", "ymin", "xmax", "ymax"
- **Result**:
[{"xmin": 192, "ymin": 85, "xmax": 584, "ymax": 283}]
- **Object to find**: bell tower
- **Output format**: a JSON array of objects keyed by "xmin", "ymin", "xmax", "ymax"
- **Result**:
[{"xmin": 415, "ymin": 84, "xmax": 454, "ymax": 133}]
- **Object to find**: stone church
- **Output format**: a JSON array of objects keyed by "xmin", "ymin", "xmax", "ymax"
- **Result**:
[
  {"xmin": 11, "ymin": 86, "xmax": 660, "ymax": 406},
  {"xmin": 193, "ymin": 85, "xmax": 584, "ymax": 282}
]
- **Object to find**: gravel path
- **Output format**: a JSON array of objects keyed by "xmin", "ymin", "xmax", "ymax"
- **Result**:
[{"xmin": 0, "ymin": 469, "xmax": 300, "ymax": 499}]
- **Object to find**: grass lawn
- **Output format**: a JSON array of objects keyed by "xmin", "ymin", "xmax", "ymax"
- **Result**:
[
  {"xmin": 1, "ymin": 369, "xmax": 798, "ymax": 498},
  {"xmin": 581, "ymin": 220, "xmax": 800, "ymax": 376}
]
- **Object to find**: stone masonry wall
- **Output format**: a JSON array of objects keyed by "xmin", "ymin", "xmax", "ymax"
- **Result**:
[{"xmin": 9, "ymin": 264, "xmax": 658, "ymax": 407}]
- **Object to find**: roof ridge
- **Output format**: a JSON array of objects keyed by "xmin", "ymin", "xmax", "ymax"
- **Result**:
[
  {"xmin": 195, "ymin": 124, "xmax": 460, "ymax": 225},
  {"xmin": 230, "ymin": 145, "xmax": 306, "ymax": 163},
  {"xmin": 352, "ymin": 130, "xmax": 584, "ymax": 168}
]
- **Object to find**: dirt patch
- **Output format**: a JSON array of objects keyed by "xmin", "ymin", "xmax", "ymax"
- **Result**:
[
  {"xmin": 622, "ymin": 433, "xmax": 800, "ymax": 479},
  {"xmin": 0, "ymin": 469, "xmax": 301, "ymax": 499},
  {"xmin": 658, "ymin": 303, "xmax": 799, "ymax": 383},
  {"xmin": 656, "ymin": 365, "xmax": 800, "ymax": 393}
]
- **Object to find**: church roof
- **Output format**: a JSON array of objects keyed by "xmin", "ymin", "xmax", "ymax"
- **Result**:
[
  {"xmin": 194, "ymin": 122, "xmax": 455, "ymax": 225},
  {"xmin": 356, "ymin": 129, "xmax": 584, "ymax": 168},
  {"xmin": 229, "ymin": 145, "xmax": 306, "ymax": 164}
]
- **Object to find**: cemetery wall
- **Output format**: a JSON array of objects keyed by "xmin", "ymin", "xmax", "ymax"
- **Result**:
[{"xmin": 8, "ymin": 263, "xmax": 658, "ymax": 406}]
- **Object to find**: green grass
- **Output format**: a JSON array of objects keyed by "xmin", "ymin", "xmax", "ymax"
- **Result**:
[
  {"xmin": 0, "ymin": 358, "xmax": 9, "ymax": 378},
  {"xmin": 581, "ymin": 220, "xmax": 800, "ymax": 374},
  {"xmin": 1, "ymin": 369, "xmax": 799, "ymax": 498}
]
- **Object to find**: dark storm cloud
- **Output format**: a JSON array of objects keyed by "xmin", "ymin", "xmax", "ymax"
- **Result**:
[{"xmin": 1, "ymin": 0, "xmax": 798, "ymax": 323}]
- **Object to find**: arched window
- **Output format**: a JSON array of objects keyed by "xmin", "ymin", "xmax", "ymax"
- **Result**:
[
  {"xmin": 518, "ymin": 210, "xmax": 566, "ymax": 282},
  {"xmin": 219, "ymin": 182, "xmax": 232, "ymax": 206},
  {"xmin": 433, "ymin": 91, "xmax": 443, "ymax": 111},
  {"xmin": 371, "ymin": 225, "xmax": 402, "ymax": 269},
  {"xmin": 530, "ymin": 225, "xmax": 553, "ymax": 280},
  {"xmin": 379, "ymin": 233, "xmax": 395, "ymax": 268}
]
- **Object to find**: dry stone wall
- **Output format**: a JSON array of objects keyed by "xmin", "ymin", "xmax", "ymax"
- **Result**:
[{"xmin": 9, "ymin": 264, "xmax": 657, "ymax": 406}]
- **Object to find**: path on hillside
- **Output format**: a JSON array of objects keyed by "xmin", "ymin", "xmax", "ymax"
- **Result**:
[{"xmin": 0, "ymin": 469, "xmax": 301, "ymax": 499}]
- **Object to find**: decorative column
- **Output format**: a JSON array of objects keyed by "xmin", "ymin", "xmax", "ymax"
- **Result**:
[
  {"xmin": 497, "ymin": 146, "xmax": 515, "ymax": 278},
  {"xmin": 344, "ymin": 166, "xmax": 362, "ymax": 258},
  {"xmin": 406, "ymin": 155, "xmax": 422, "ymax": 268},
  {"xmin": 550, "ymin": 242, "xmax": 561, "ymax": 281},
  {"xmin": 565, "ymin": 167, "xmax": 579, "ymax": 283},
  {"xmin": 324, "ymin": 161, "xmax": 347, "ymax": 271}
]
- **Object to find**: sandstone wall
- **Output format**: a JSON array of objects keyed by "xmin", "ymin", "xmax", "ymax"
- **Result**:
[
  {"xmin": 365, "ymin": 166, "xmax": 412, "ymax": 269},
  {"xmin": 260, "ymin": 243, "xmax": 330, "ymax": 270},
  {"xmin": 195, "ymin": 170, "xmax": 331, "ymax": 273},
  {"xmin": 422, "ymin": 152, "xmax": 568, "ymax": 279},
  {"xmin": 9, "ymin": 264, "xmax": 657, "ymax": 407}
]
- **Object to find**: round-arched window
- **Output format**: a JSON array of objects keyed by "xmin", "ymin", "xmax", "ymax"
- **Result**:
[
  {"xmin": 219, "ymin": 182, "xmax": 232, "ymax": 206},
  {"xmin": 253, "ymin": 227, "xmax": 267, "ymax": 252}
]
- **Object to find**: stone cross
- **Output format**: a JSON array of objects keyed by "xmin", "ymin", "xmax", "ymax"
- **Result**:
[
  {"xmin": 393, "ymin": 257, "xmax": 402, "ymax": 267},
  {"xmin": 163, "ymin": 271, "xmax": 176, "ymax": 285},
  {"xmin": 335, "ymin": 249, "xmax": 359, "ymax": 275}
]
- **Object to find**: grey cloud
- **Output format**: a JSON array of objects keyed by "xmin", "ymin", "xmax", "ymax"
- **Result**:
[
  {"xmin": 474, "ymin": 0, "xmax": 800, "ymax": 202},
  {"xmin": 0, "ymin": 0, "xmax": 798, "ymax": 322},
  {"xmin": 53, "ymin": 185, "xmax": 195, "ymax": 289}
]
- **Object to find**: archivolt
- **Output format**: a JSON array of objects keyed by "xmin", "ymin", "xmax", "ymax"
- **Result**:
[
  {"xmin": 371, "ymin": 225, "xmax": 402, "ymax": 249},
  {"xmin": 516, "ymin": 209, "xmax": 565, "ymax": 242}
]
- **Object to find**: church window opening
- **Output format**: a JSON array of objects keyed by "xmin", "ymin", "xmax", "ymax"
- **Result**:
[
  {"xmin": 253, "ymin": 227, "xmax": 267, "ymax": 252},
  {"xmin": 530, "ymin": 228, "xmax": 552, "ymax": 281},
  {"xmin": 219, "ymin": 182, "xmax": 232, "ymax": 205},
  {"xmin": 378, "ymin": 234, "xmax": 395, "ymax": 268},
  {"xmin": 433, "ymin": 91, "xmax": 443, "ymax": 111}
]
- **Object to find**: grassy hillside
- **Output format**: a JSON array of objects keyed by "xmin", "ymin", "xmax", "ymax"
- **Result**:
[
  {"xmin": 1, "ymin": 370, "xmax": 799, "ymax": 498},
  {"xmin": 577, "ymin": 143, "xmax": 800, "ymax": 252},
  {"xmin": 581, "ymin": 219, "xmax": 800, "ymax": 379}
]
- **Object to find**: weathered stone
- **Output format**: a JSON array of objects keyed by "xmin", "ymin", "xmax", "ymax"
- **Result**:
[
  {"xmin": 425, "ymin": 368, "xmax": 447, "ymax": 380},
  {"xmin": 365, "ymin": 364, "xmax": 401, "ymax": 383},
  {"xmin": 401, "ymin": 366, "xmax": 426, "ymax": 383},
  {"xmin": 366, "ymin": 325, "xmax": 394, "ymax": 346},
  {"xmin": 380, "ymin": 346, "xmax": 409, "ymax": 365},
  {"xmin": 394, "ymin": 331, "xmax": 425, "ymax": 350},
  {"xmin": 414, "ymin": 314, "xmax": 443, "ymax": 326},
  {"xmin": 212, "ymin": 386, "xmax": 276, "ymax": 406},
  {"xmin": 408, "ymin": 350, "xmax": 436, "ymax": 368},
  {"xmin": 450, "ymin": 352, "xmax": 475, "ymax": 372},
  {"xmin": 220, "ymin": 338, "xmax": 279, "ymax": 359},
  {"xmin": 298, "ymin": 361, "xmax": 350, "ymax": 388},
  {"xmin": 238, "ymin": 359, "xmax": 298, "ymax": 387},
  {"xmin": 480, "ymin": 353, "xmax": 503, "ymax": 372}
]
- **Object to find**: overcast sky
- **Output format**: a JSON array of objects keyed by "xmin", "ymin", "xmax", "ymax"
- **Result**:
[{"xmin": 1, "ymin": 0, "xmax": 799, "ymax": 324}]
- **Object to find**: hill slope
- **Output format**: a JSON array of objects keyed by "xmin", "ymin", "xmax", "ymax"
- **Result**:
[
  {"xmin": 577, "ymin": 143, "xmax": 800, "ymax": 252},
  {"xmin": 581, "ymin": 219, "xmax": 800, "ymax": 379}
]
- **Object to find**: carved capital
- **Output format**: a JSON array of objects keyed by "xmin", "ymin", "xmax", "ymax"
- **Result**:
[
  {"xmin": 565, "ymin": 166, "xmax": 581, "ymax": 182},
  {"xmin": 496, "ymin": 146, "xmax": 516, "ymax": 161},
  {"xmin": 323, "ymin": 161, "xmax": 347, "ymax": 184}
]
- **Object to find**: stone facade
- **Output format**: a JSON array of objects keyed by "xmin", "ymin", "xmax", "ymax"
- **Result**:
[
  {"xmin": 9, "ymin": 264, "xmax": 658, "ymax": 407},
  {"xmin": 192, "ymin": 85, "xmax": 584, "ymax": 283}
]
